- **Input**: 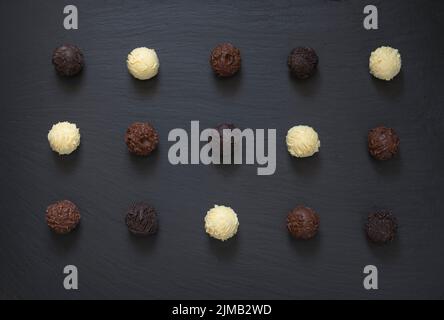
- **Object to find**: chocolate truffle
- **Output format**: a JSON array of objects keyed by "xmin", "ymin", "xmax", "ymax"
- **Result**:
[
  {"xmin": 368, "ymin": 126, "xmax": 400, "ymax": 160},
  {"xmin": 48, "ymin": 121, "xmax": 81, "ymax": 155},
  {"xmin": 205, "ymin": 205, "xmax": 239, "ymax": 241},
  {"xmin": 125, "ymin": 122, "xmax": 159, "ymax": 156},
  {"xmin": 287, "ymin": 206, "xmax": 320, "ymax": 240},
  {"xmin": 127, "ymin": 47, "xmax": 159, "ymax": 80},
  {"xmin": 210, "ymin": 43, "xmax": 241, "ymax": 77},
  {"xmin": 286, "ymin": 125, "xmax": 320, "ymax": 158},
  {"xmin": 287, "ymin": 47, "xmax": 318, "ymax": 79},
  {"xmin": 215, "ymin": 123, "xmax": 238, "ymax": 157},
  {"xmin": 369, "ymin": 46, "xmax": 401, "ymax": 81},
  {"xmin": 365, "ymin": 211, "xmax": 397, "ymax": 244},
  {"xmin": 46, "ymin": 200, "xmax": 81, "ymax": 234},
  {"xmin": 52, "ymin": 44, "xmax": 84, "ymax": 77},
  {"xmin": 125, "ymin": 202, "xmax": 158, "ymax": 236}
]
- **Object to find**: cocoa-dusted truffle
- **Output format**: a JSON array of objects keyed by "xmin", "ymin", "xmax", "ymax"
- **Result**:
[
  {"xmin": 125, "ymin": 203, "xmax": 158, "ymax": 236},
  {"xmin": 46, "ymin": 200, "xmax": 81, "ymax": 234},
  {"xmin": 286, "ymin": 206, "xmax": 320, "ymax": 240},
  {"xmin": 287, "ymin": 47, "xmax": 318, "ymax": 79},
  {"xmin": 368, "ymin": 126, "xmax": 400, "ymax": 160},
  {"xmin": 210, "ymin": 43, "xmax": 241, "ymax": 77},
  {"xmin": 365, "ymin": 211, "xmax": 397, "ymax": 244},
  {"xmin": 125, "ymin": 122, "xmax": 159, "ymax": 156},
  {"xmin": 52, "ymin": 44, "xmax": 84, "ymax": 77}
]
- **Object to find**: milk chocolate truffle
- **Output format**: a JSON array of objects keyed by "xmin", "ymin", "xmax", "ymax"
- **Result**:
[
  {"xmin": 368, "ymin": 126, "xmax": 399, "ymax": 160},
  {"xmin": 125, "ymin": 202, "xmax": 158, "ymax": 236},
  {"xmin": 52, "ymin": 44, "xmax": 84, "ymax": 77},
  {"xmin": 46, "ymin": 200, "xmax": 80, "ymax": 234},
  {"xmin": 210, "ymin": 43, "xmax": 241, "ymax": 77},
  {"xmin": 125, "ymin": 122, "xmax": 159, "ymax": 156},
  {"xmin": 287, "ymin": 206, "xmax": 320, "ymax": 240},
  {"xmin": 287, "ymin": 47, "xmax": 318, "ymax": 79},
  {"xmin": 365, "ymin": 211, "xmax": 397, "ymax": 244}
]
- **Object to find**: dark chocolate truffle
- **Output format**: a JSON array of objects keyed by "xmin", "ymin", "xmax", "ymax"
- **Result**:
[
  {"xmin": 287, "ymin": 206, "xmax": 320, "ymax": 240},
  {"xmin": 125, "ymin": 202, "xmax": 158, "ymax": 236},
  {"xmin": 368, "ymin": 126, "xmax": 400, "ymax": 160},
  {"xmin": 46, "ymin": 200, "xmax": 81, "ymax": 234},
  {"xmin": 215, "ymin": 123, "xmax": 238, "ymax": 156},
  {"xmin": 287, "ymin": 47, "xmax": 318, "ymax": 79},
  {"xmin": 210, "ymin": 43, "xmax": 241, "ymax": 77},
  {"xmin": 365, "ymin": 211, "xmax": 397, "ymax": 244},
  {"xmin": 52, "ymin": 44, "xmax": 84, "ymax": 77},
  {"xmin": 125, "ymin": 122, "xmax": 159, "ymax": 156}
]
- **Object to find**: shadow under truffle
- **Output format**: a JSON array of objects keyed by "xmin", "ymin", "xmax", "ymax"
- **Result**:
[
  {"xmin": 370, "ymin": 72, "xmax": 405, "ymax": 100},
  {"xmin": 51, "ymin": 147, "xmax": 82, "ymax": 174},
  {"xmin": 211, "ymin": 70, "xmax": 243, "ymax": 96},
  {"xmin": 207, "ymin": 235, "xmax": 240, "ymax": 261},
  {"xmin": 130, "ymin": 73, "xmax": 160, "ymax": 96}
]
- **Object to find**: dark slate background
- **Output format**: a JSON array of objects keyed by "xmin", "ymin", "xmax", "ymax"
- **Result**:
[{"xmin": 0, "ymin": 0, "xmax": 443, "ymax": 300}]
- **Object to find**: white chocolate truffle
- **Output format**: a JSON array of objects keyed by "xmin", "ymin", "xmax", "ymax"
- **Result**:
[
  {"xmin": 204, "ymin": 205, "xmax": 239, "ymax": 241},
  {"xmin": 286, "ymin": 125, "xmax": 320, "ymax": 158},
  {"xmin": 127, "ymin": 47, "xmax": 159, "ymax": 80},
  {"xmin": 369, "ymin": 46, "xmax": 401, "ymax": 81},
  {"xmin": 48, "ymin": 122, "xmax": 81, "ymax": 155}
]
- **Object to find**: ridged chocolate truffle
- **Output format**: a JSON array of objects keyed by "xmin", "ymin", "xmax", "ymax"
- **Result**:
[
  {"xmin": 365, "ymin": 211, "xmax": 397, "ymax": 244},
  {"xmin": 46, "ymin": 200, "xmax": 81, "ymax": 234},
  {"xmin": 210, "ymin": 43, "xmax": 241, "ymax": 77},
  {"xmin": 368, "ymin": 126, "xmax": 400, "ymax": 160},
  {"xmin": 287, "ymin": 206, "xmax": 320, "ymax": 240},
  {"xmin": 125, "ymin": 203, "xmax": 158, "ymax": 236},
  {"xmin": 52, "ymin": 44, "xmax": 84, "ymax": 77},
  {"xmin": 125, "ymin": 122, "xmax": 159, "ymax": 156},
  {"xmin": 287, "ymin": 47, "xmax": 318, "ymax": 79}
]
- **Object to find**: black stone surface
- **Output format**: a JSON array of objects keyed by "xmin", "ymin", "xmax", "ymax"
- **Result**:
[{"xmin": 0, "ymin": 0, "xmax": 443, "ymax": 299}]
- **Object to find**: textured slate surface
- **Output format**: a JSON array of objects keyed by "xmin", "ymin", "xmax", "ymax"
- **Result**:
[{"xmin": 0, "ymin": 0, "xmax": 443, "ymax": 299}]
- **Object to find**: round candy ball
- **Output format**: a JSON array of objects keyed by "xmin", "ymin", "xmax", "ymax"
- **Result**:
[
  {"xmin": 48, "ymin": 121, "xmax": 81, "ymax": 155},
  {"xmin": 286, "ymin": 125, "xmax": 320, "ymax": 158},
  {"xmin": 369, "ymin": 46, "xmax": 401, "ymax": 81},
  {"xmin": 125, "ymin": 202, "xmax": 158, "ymax": 236},
  {"xmin": 52, "ymin": 44, "xmax": 84, "ymax": 77},
  {"xmin": 215, "ymin": 123, "xmax": 238, "ymax": 158},
  {"xmin": 210, "ymin": 43, "xmax": 241, "ymax": 77},
  {"xmin": 46, "ymin": 200, "xmax": 81, "ymax": 234},
  {"xmin": 204, "ymin": 205, "xmax": 239, "ymax": 241},
  {"xmin": 287, "ymin": 206, "xmax": 320, "ymax": 240},
  {"xmin": 127, "ymin": 47, "xmax": 159, "ymax": 80},
  {"xmin": 287, "ymin": 47, "xmax": 318, "ymax": 79},
  {"xmin": 125, "ymin": 122, "xmax": 159, "ymax": 156},
  {"xmin": 368, "ymin": 126, "xmax": 400, "ymax": 160},
  {"xmin": 365, "ymin": 211, "xmax": 397, "ymax": 244}
]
